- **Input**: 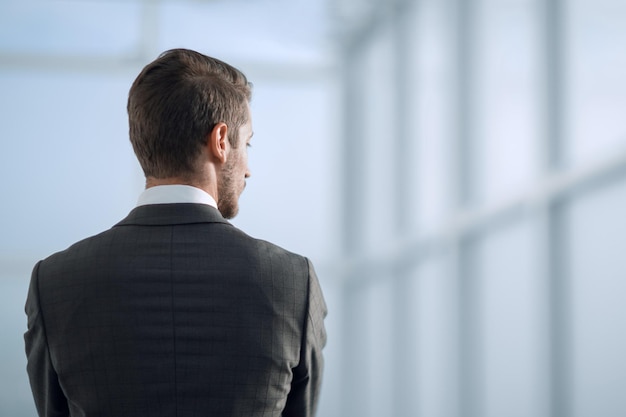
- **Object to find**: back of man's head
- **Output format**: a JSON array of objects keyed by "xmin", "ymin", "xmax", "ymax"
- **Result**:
[{"xmin": 128, "ymin": 48, "xmax": 252, "ymax": 180}]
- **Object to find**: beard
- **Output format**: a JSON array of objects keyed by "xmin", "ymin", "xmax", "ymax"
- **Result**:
[{"xmin": 217, "ymin": 158, "xmax": 240, "ymax": 219}]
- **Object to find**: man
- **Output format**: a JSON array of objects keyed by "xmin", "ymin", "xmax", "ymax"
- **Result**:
[{"xmin": 24, "ymin": 48, "xmax": 327, "ymax": 417}]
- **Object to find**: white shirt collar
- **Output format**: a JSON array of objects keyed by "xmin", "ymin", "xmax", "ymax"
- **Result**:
[{"xmin": 136, "ymin": 185, "xmax": 218, "ymax": 209}]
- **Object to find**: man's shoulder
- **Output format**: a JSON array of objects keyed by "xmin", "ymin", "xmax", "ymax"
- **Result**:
[
  {"xmin": 227, "ymin": 225, "xmax": 310, "ymax": 271},
  {"xmin": 38, "ymin": 227, "xmax": 115, "ymax": 269}
]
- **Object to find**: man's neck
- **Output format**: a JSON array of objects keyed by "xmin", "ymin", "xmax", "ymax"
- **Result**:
[
  {"xmin": 145, "ymin": 177, "xmax": 218, "ymax": 203},
  {"xmin": 146, "ymin": 176, "xmax": 193, "ymax": 188}
]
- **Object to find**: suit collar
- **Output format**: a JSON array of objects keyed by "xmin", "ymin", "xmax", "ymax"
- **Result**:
[{"xmin": 114, "ymin": 203, "xmax": 231, "ymax": 227}]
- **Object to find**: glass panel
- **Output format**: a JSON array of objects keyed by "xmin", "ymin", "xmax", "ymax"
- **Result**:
[
  {"xmin": 0, "ymin": 71, "xmax": 142, "ymax": 257},
  {"xmin": 475, "ymin": 219, "xmax": 547, "ymax": 417},
  {"xmin": 361, "ymin": 27, "xmax": 397, "ymax": 252},
  {"xmin": 342, "ymin": 277, "xmax": 394, "ymax": 417},
  {"xmin": 365, "ymin": 278, "xmax": 395, "ymax": 417},
  {"xmin": 342, "ymin": 283, "xmax": 371, "ymax": 416},
  {"xmin": 412, "ymin": 257, "xmax": 456, "ymax": 417},
  {"xmin": 475, "ymin": 0, "xmax": 539, "ymax": 204},
  {"xmin": 412, "ymin": 0, "xmax": 454, "ymax": 234},
  {"xmin": 566, "ymin": 177, "xmax": 626, "ymax": 417},
  {"xmin": 0, "ymin": 0, "xmax": 141, "ymax": 55},
  {"xmin": 566, "ymin": 0, "xmax": 626, "ymax": 165}
]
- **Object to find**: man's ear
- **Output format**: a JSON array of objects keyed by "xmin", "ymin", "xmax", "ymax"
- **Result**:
[{"xmin": 208, "ymin": 122, "xmax": 228, "ymax": 164}]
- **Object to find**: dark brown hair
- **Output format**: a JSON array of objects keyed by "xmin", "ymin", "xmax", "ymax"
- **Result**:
[{"xmin": 128, "ymin": 48, "xmax": 252, "ymax": 179}]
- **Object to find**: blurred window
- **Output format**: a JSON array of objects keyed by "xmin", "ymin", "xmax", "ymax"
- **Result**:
[
  {"xmin": 361, "ymin": 25, "xmax": 397, "ymax": 252},
  {"xmin": 475, "ymin": 0, "xmax": 540, "ymax": 204},
  {"xmin": 566, "ymin": 0, "xmax": 626, "ymax": 165},
  {"xmin": 412, "ymin": 0, "xmax": 454, "ymax": 234},
  {"xmin": 412, "ymin": 257, "xmax": 456, "ymax": 417},
  {"xmin": 567, "ymin": 178, "xmax": 626, "ymax": 417},
  {"xmin": 0, "ymin": 1, "xmax": 141, "ymax": 55},
  {"xmin": 475, "ymin": 219, "xmax": 546, "ymax": 417}
]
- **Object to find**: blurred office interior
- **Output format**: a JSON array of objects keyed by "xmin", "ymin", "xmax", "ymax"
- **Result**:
[{"xmin": 1, "ymin": 0, "xmax": 626, "ymax": 416}]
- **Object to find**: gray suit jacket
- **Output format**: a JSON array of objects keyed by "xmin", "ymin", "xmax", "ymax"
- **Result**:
[{"xmin": 24, "ymin": 203, "xmax": 327, "ymax": 417}]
